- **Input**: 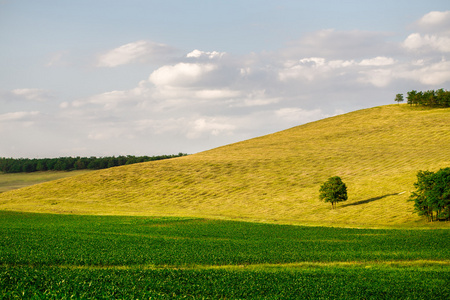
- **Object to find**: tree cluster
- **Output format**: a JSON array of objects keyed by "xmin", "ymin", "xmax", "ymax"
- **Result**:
[
  {"xmin": 397, "ymin": 89, "xmax": 450, "ymax": 107},
  {"xmin": 0, "ymin": 153, "xmax": 187, "ymax": 173},
  {"xmin": 409, "ymin": 168, "xmax": 450, "ymax": 222}
]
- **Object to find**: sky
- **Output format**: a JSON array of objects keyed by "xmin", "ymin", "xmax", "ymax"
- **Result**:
[{"xmin": 1, "ymin": 0, "xmax": 449, "ymax": 158}]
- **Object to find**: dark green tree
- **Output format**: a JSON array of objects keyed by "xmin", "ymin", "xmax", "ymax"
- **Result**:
[
  {"xmin": 319, "ymin": 176, "xmax": 348, "ymax": 209},
  {"xmin": 394, "ymin": 93, "xmax": 404, "ymax": 105},
  {"xmin": 409, "ymin": 168, "xmax": 450, "ymax": 222},
  {"xmin": 406, "ymin": 90, "xmax": 417, "ymax": 106},
  {"xmin": 409, "ymin": 170, "xmax": 435, "ymax": 222}
]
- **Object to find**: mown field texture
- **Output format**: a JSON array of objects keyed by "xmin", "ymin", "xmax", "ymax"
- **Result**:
[
  {"xmin": 1, "ymin": 212, "xmax": 449, "ymax": 299},
  {"xmin": 1, "ymin": 105, "xmax": 449, "ymax": 227}
]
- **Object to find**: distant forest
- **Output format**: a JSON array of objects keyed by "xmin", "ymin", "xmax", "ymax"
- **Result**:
[
  {"xmin": 0, "ymin": 153, "xmax": 188, "ymax": 173},
  {"xmin": 405, "ymin": 88, "xmax": 450, "ymax": 107}
]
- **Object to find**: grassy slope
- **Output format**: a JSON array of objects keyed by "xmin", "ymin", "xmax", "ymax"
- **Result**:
[{"xmin": 0, "ymin": 105, "xmax": 449, "ymax": 227}]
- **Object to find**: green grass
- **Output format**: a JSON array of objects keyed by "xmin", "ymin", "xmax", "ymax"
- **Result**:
[
  {"xmin": 2, "ymin": 211, "xmax": 449, "ymax": 266},
  {"xmin": 0, "ymin": 170, "xmax": 91, "ymax": 193},
  {"xmin": 1, "ymin": 212, "xmax": 449, "ymax": 299},
  {"xmin": 0, "ymin": 105, "xmax": 449, "ymax": 227}
]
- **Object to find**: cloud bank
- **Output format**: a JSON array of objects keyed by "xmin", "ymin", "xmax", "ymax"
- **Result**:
[{"xmin": 1, "ymin": 11, "xmax": 450, "ymax": 158}]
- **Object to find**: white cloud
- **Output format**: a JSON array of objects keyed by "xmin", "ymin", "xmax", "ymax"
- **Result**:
[
  {"xmin": 186, "ymin": 49, "xmax": 226, "ymax": 59},
  {"xmin": 149, "ymin": 63, "xmax": 217, "ymax": 87},
  {"xmin": 279, "ymin": 57, "xmax": 356, "ymax": 81},
  {"xmin": 97, "ymin": 40, "xmax": 175, "ymax": 67},
  {"xmin": 194, "ymin": 89, "xmax": 242, "ymax": 99},
  {"xmin": 417, "ymin": 11, "xmax": 450, "ymax": 32},
  {"xmin": 398, "ymin": 59, "xmax": 450, "ymax": 85},
  {"xmin": 403, "ymin": 33, "xmax": 450, "ymax": 53},
  {"xmin": 404, "ymin": 11, "xmax": 450, "ymax": 54},
  {"xmin": 299, "ymin": 57, "xmax": 326, "ymax": 66}
]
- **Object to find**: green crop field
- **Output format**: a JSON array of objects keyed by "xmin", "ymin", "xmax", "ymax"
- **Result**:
[{"xmin": 1, "ymin": 211, "xmax": 449, "ymax": 299}]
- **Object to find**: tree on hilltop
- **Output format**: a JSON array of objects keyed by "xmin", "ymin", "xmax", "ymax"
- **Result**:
[
  {"xmin": 319, "ymin": 176, "xmax": 348, "ymax": 209},
  {"xmin": 395, "ymin": 93, "xmax": 404, "ymax": 105}
]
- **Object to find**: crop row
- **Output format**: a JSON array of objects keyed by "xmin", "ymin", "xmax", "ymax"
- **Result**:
[{"xmin": 1, "ymin": 265, "xmax": 449, "ymax": 299}]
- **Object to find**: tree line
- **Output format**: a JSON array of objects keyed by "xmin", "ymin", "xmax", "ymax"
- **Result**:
[
  {"xmin": 395, "ymin": 88, "xmax": 450, "ymax": 107},
  {"xmin": 0, "ymin": 153, "xmax": 188, "ymax": 173}
]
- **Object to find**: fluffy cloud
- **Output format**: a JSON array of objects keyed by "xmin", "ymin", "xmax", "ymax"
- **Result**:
[
  {"xmin": 417, "ymin": 11, "xmax": 450, "ymax": 32},
  {"xmin": 403, "ymin": 33, "xmax": 450, "ymax": 53},
  {"xmin": 397, "ymin": 59, "xmax": 450, "ymax": 85},
  {"xmin": 278, "ymin": 57, "xmax": 357, "ymax": 81},
  {"xmin": 149, "ymin": 63, "xmax": 217, "ymax": 87},
  {"xmin": 278, "ymin": 56, "xmax": 400, "ymax": 87},
  {"xmin": 186, "ymin": 49, "xmax": 226, "ymax": 59},
  {"xmin": 404, "ymin": 10, "xmax": 450, "ymax": 53},
  {"xmin": 97, "ymin": 40, "xmax": 175, "ymax": 67}
]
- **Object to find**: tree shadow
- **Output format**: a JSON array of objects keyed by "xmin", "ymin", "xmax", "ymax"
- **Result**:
[{"xmin": 341, "ymin": 193, "xmax": 400, "ymax": 208}]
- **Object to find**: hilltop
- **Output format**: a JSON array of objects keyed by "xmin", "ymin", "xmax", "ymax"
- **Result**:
[{"xmin": 1, "ymin": 105, "xmax": 449, "ymax": 227}]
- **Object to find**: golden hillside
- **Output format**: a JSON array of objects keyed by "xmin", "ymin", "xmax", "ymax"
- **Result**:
[{"xmin": 1, "ymin": 105, "xmax": 449, "ymax": 227}]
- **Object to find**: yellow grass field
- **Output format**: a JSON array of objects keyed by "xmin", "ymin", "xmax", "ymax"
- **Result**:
[{"xmin": 1, "ymin": 105, "xmax": 449, "ymax": 228}]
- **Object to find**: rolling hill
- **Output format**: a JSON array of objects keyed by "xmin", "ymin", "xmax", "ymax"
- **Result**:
[{"xmin": 1, "ymin": 105, "xmax": 449, "ymax": 227}]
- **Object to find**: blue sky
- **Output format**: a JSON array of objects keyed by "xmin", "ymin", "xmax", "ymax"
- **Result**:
[{"xmin": 1, "ymin": 0, "xmax": 449, "ymax": 158}]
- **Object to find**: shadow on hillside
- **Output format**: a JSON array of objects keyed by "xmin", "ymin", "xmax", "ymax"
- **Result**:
[{"xmin": 341, "ymin": 193, "xmax": 399, "ymax": 208}]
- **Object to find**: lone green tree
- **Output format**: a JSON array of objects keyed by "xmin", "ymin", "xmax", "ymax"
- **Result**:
[
  {"xmin": 395, "ymin": 93, "xmax": 404, "ymax": 105},
  {"xmin": 319, "ymin": 176, "xmax": 348, "ymax": 209}
]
